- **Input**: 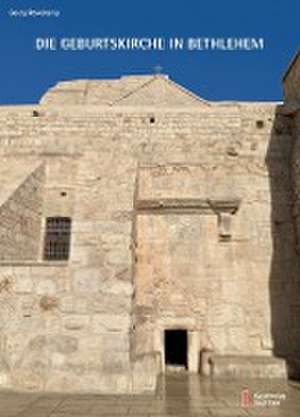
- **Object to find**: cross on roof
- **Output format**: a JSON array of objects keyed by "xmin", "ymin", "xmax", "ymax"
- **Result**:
[{"xmin": 154, "ymin": 65, "xmax": 163, "ymax": 74}]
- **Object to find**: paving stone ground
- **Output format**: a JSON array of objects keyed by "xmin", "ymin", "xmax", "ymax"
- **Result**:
[{"xmin": 0, "ymin": 374, "xmax": 299, "ymax": 417}]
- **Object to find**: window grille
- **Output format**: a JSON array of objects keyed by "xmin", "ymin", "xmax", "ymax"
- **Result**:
[{"xmin": 44, "ymin": 217, "xmax": 71, "ymax": 261}]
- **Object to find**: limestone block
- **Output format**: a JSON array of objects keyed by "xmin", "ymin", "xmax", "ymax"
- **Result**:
[
  {"xmin": 90, "ymin": 314, "xmax": 131, "ymax": 333},
  {"xmin": 62, "ymin": 315, "xmax": 90, "ymax": 331},
  {"xmin": 94, "ymin": 373, "xmax": 132, "ymax": 394},
  {"xmin": 11, "ymin": 368, "xmax": 45, "ymax": 390},
  {"xmin": 114, "ymin": 265, "xmax": 131, "ymax": 282},
  {"xmin": 89, "ymin": 293, "xmax": 131, "ymax": 315},
  {"xmin": 207, "ymin": 303, "xmax": 246, "ymax": 328},
  {"xmin": 13, "ymin": 276, "xmax": 34, "ymax": 294},
  {"xmin": 104, "ymin": 281, "xmax": 133, "ymax": 297},
  {"xmin": 45, "ymin": 370, "xmax": 99, "ymax": 392},
  {"xmin": 39, "ymin": 295, "xmax": 59, "ymax": 312},
  {"xmin": 188, "ymin": 331, "xmax": 200, "ymax": 372},
  {"xmin": 27, "ymin": 334, "xmax": 79, "ymax": 355},
  {"xmin": 132, "ymin": 324, "xmax": 154, "ymax": 355},
  {"xmin": 50, "ymin": 352, "xmax": 66, "ymax": 368},
  {"xmin": 131, "ymin": 353, "xmax": 160, "ymax": 393},
  {"xmin": 226, "ymin": 327, "xmax": 250, "ymax": 352},
  {"xmin": 105, "ymin": 247, "xmax": 132, "ymax": 265},
  {"xmin": 69, "ymin": 245, "xmax": 90, "ymax": 266},
  {"xmin": 206, "ymin": 327, "xmax": 228, "ymax": 353},
  {"xmin": 100, "ymin": 333, "xmax": 130, "ymax": 354},
  {"xmin": 73, "ymin": 269, "xmax": 101, "ymax": 293},
  {"xmin": 0, "ymin": 355, "xmax": 10, "ymax": 387},
  {"xmin": 35, "ymin": 279, "xmax": 58, "ymax": 296},
  {"xmin": 60, "ymin": 295, "xmax": 89, "ymax": 314},
  {"xmin": 51, "ymin": 335, "xmax": 79, "ymax": 354},
  {"xmin": 211, "ymin": 355, "xmax": 287, "ymax": 379},
  {"xmin": 102, "ymin": 352, "xmax": 130, "ymax": 374},
  {"xmin": 157, "ymin": 316, "xmax": 196, "ymax": 329}
]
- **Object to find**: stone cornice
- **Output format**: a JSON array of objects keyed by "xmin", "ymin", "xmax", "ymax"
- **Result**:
[{"xmin": 136, "ymin": 198, "xmax": 241, "ymax": 214}]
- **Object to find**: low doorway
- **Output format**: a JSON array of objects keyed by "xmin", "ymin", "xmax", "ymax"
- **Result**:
[{"xmin": 164, "ymin": 329, "xmax": 188, "ymax": 370}]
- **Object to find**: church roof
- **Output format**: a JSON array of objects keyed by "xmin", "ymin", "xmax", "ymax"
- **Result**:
[{"xmin": 40, "ymin": 74, "xmax": 209, "ymax": 107}]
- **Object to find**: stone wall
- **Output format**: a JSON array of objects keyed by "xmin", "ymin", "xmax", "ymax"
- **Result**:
[
  {"xmin": 0, "ymin": 162, "xmax": 45, "ymax": 261},
  {"xmin": 282, "ymin": 51, "xmax": 300, "ymax": 377},
  {"xmin": 132, "ymin": 105, "xmax": 299, "ymax": 366},
  {"xmin": 283, "ymin": 51, "xmax": 300, "ymax": 104},
  {"xmin": 0, "ymin": 262, "xmax": 157, "ymax": 393},
  {"xmin": 0, "ymin": 73, "xmax": 298, "ymax": 391}
]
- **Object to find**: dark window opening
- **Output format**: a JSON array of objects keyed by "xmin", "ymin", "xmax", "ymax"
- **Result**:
[
  {"xmin": 165, "ymin": 329, "xmax": 188, "ymax": 369},
  {"xmin": 150, "ymin": 117, "xmax": 155, "ymax": 124},
  {"xmin": 44, "ymin": 217, "xmax": 72, "ymax": 261},
  {"xmin": 32, "ymin": 110, "xmax": 40, "ymax": 117},
  {"xmin": 256, "ymin": 120, "xmax": 264, "ymax": 129}
]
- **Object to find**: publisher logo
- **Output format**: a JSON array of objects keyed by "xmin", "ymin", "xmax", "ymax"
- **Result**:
[
  {"xmin": 241, "ymin": 388, "xmax": 253, "ymax": 408},
  {"xmin": 241, "ymin": 388, "xmax": 287, "ymax": 408}
]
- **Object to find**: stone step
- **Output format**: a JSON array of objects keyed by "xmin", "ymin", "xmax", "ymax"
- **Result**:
[{"xmin": 210, "ymin": 355, "xmax": 287, "ymax": 379}]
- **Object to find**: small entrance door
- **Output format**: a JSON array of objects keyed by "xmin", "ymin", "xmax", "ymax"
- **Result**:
[{"xmin": 164, "ymin": 329, "xmax": 188, "ymax": 370}]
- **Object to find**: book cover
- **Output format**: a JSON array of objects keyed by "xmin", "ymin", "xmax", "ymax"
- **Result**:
[{"xmin": 0, "ymin": 1, "xmax": 299, "ymax": 416}]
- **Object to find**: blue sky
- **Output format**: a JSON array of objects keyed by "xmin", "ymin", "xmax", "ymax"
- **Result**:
[{"xmin": 0, "ymin": 0, "xmax": 299, "ymax": 104}]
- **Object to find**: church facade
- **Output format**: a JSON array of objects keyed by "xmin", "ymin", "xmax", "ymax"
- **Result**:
[{"xmin": 0, "ymin": 52, "xmax": 300, "ymax": 392}]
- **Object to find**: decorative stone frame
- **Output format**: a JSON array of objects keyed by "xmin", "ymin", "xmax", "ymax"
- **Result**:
[
  {"xmin": 136, "ymin": 198, "xmax": 241, "ymax": 241},
  {"xmin": 154, "ymin": 327, "xmax": 201, "ymax": 373},
  {"xmin": 135, "ymin": 197, "xmax": 241, "ymax": 373}
]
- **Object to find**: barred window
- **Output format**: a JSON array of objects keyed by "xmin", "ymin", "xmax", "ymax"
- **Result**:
[{"xmin": 44, "ymin": 217, "xmax": 72, "ymax": 261}]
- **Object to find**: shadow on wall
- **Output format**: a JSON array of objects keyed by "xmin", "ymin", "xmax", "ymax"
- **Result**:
[{"xmin": 266, "ymin": 108, "xmax": 300, "ymax": 379}]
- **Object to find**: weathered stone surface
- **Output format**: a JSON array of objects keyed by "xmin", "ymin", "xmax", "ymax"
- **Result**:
[
  {"xmin": 210, "ymin": 355, "xmax": 287, "ymax": 379},
  {"xmin": 13, "ymin": 276, "xmax": 33, "ymax": 294},
  {"xmin": 0, "ymin": 59, "xmax": 299, "ymax": 393},
  {"xmin": 0, "ymin": 162, "xmax": 45, "ymax": 261},
  {"xmin": 90, "ymin": 314, "xmax": 131, "ymax": 333},
  {"xmin": 62, "ymin": 315, "xmax": 90, "ymax": 331},
  {"xmin": 0, "ymin": 355, "xmax": 10, "ymax": 387},
  {"xmin": 39, "ymin": 295, "xmax": 59, "ymax": 311}
]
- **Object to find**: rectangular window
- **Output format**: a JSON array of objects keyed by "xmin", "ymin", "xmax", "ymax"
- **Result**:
[{"xmin": 44, "ymin": 217, "xmax": 72, "ymax": 261}]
